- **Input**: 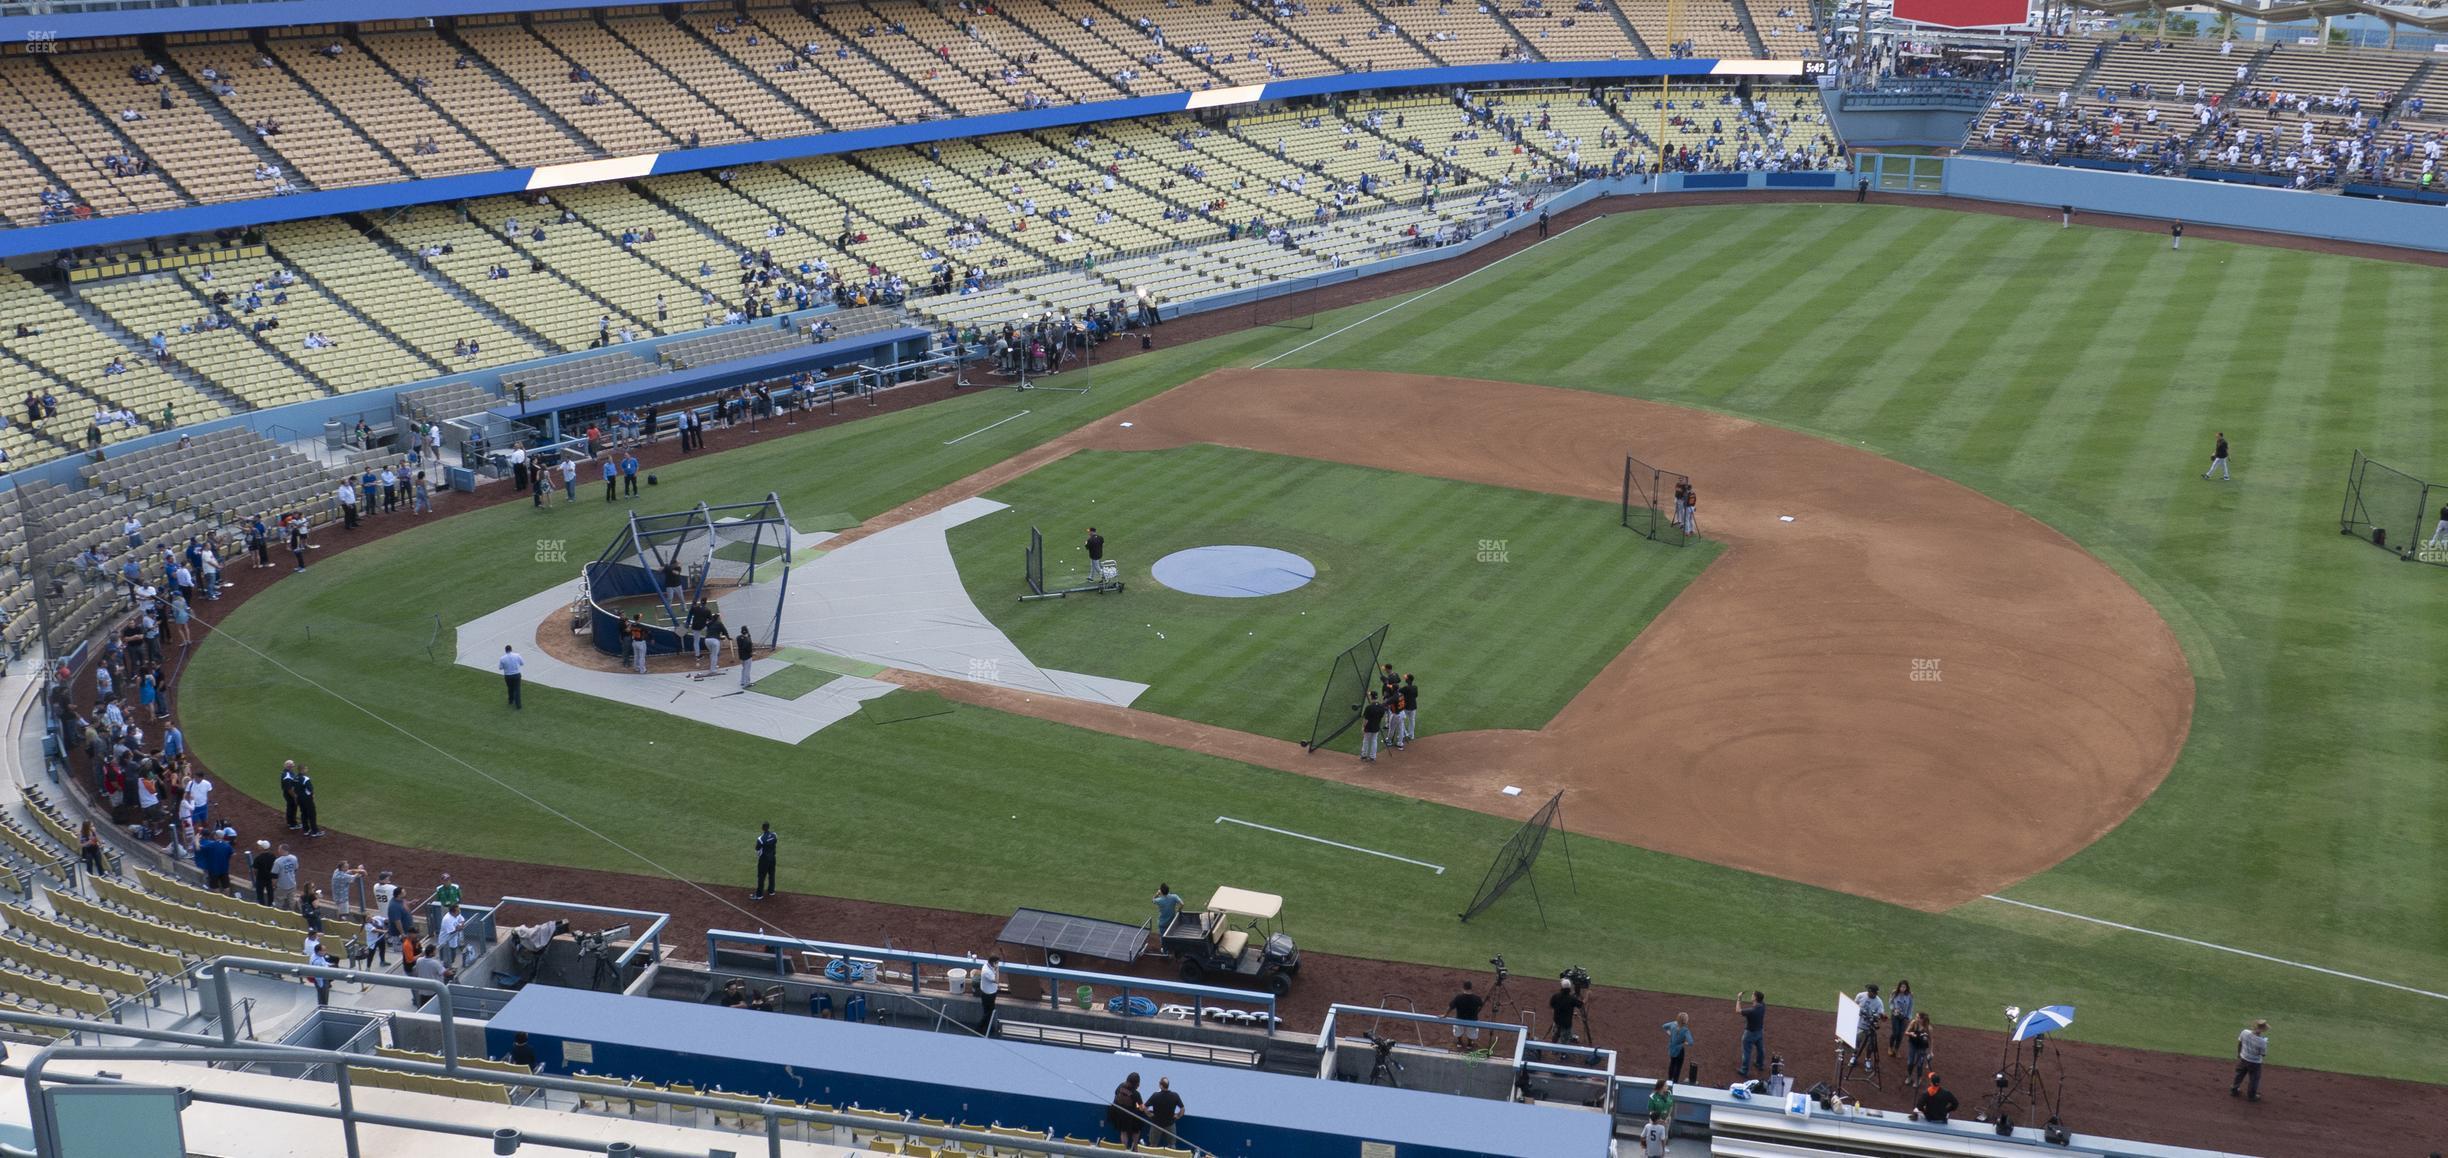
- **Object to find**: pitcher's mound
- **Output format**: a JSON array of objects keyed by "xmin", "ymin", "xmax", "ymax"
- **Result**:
[{"xmin": 1149, "ymin": 545, "xmax": 1317, "ymax": 597}]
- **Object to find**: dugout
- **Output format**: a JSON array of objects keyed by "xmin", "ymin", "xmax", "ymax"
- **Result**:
[
  {"xmin": 486, "ymin": 323, "xmax": 931, "ymax": 442},
  {"xmin": 486, "ymin": 985, "xmax": 1608, "ymax": 1158}
]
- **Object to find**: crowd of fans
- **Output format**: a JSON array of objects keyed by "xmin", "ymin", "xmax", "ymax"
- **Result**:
[{"xmin": 1968, "ymin": 32, "xmax": 2448, "ymax": 193}]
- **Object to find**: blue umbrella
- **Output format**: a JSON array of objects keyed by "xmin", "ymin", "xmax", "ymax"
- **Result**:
[{"xmin": 2013, "ymin": 1005, "xmax": 2076, "ymax": 1041}]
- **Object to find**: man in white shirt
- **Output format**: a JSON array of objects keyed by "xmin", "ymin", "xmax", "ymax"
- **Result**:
[
  {"xmin": 974, "ymin": 954, "xmax": 1002, "ymax": 1033},
  {"xmin": 335, "ymin": 481, "xmax": 359, "ymax": 529},
  {"xmin": 498, "ymin": 645, "xmax": 524, "ymax": 709},
  {"xmin": 437, "ymin": 903, "xmax": 469, "ymax": 969},
  {"xmin": 185, "ymin": 775, "xmax": 215, "ymax": 830}
]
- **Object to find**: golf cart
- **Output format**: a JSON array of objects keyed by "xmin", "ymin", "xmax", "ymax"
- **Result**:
[{"xmin": 1160, "ymin": 886, "xmax": 1300, "ymax": 995}]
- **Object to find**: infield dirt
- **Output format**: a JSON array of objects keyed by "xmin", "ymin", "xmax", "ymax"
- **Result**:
[{"xmin": 846, "ymin": 368, "xmax": 2196, "ymax": 911}]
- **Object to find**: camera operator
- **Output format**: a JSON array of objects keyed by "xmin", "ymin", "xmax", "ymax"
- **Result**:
[
  {"xmin": 1548, "ymin": 975, "xmax": 1584, "ymax": 1044},
  {"xmin": 1851, "ymin": 982, "xmax": 1886, "ymax": 1077}
]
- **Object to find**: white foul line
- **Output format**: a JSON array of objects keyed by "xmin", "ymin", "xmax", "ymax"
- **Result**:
[
  {"xmin": 1980, "ymin": 895, "xmax": 2448, "ymax": 1002},
  {"xmin": 944, "ymin": 409, "xmax": 1031, "ymax": 445},
  {"xmin": 1216, "ymin": 816, "xmax": 1445, "ymax": 874},
  {"xmin": 1251, "ymin": 213, "xmax": 1589, "ymax": 370}
]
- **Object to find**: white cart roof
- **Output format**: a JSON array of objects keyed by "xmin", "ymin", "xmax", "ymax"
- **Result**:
[{"xmin": 1205, "ymin": 887, "xmax": 1283, "ymax": 919}]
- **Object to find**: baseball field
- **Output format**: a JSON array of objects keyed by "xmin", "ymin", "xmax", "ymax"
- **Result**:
[{"xmin": 180, "ymin": 202, "xmax": 2448, "ymax": 1088}]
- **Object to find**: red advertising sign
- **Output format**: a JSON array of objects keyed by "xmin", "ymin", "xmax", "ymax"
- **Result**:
[{"xmin": 1892, "ymin": 0, "xmax": 2030, "ymax": 28}]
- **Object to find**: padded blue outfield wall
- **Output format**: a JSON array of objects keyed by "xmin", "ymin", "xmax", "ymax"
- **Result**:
[
  {"xmin": 0, "ymin": 57, "xmax": 1811, "ymax": 259},
  {"xmin": 1941, "ymin": 156, "xmax": 2448, "ymax": 255},
  {"xmin": 485, "ymin": 984, "xmax": 1612, "ymax": 1158}
]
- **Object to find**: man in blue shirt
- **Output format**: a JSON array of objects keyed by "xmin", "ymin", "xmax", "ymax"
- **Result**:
[
  {"xmin": 1152, "ymin": 884, "xmax": 1183, "ymax": 943},
  {"xmin": 1735, "ymin": 991, "xmax": 1767, "ymax": 1079},
  {"xmin": 1661, "ymin": 1012, "xmax": 1694, "ymax": 1082},
  {"xmin": 498, "ymin": 645, "xmax": 524, "ymax": 709},
  {"xmin": 196, "ymin": 830, "xmax": 234, "ymax": 891}
]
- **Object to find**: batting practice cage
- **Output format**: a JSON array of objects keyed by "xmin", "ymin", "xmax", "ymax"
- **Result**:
[
  {"xmin": 1020, "ymin": 525, "xmax": 1125, "ymax": 599},
  {"xmin": 2339, "ymin": 450, "xmax": 2445, "ymax": 565},
  {"xmin": 1253, "ymin": 274, "xmax": 1320, "ymax": 331},
  {"xmin": 584, "ymin": 495, "xmax": 794, "ymax": 656},
  {"xmin": 1459, "ymin": 790, "xmax": 1576, "ymax": 926},
  {"xmin": 1302, "ymin": 622, "xmax": 1390, "ymax": 751},
  {"xmin": 1623, "ymin": 454, "xmax": 1692, "ymax": 546}
]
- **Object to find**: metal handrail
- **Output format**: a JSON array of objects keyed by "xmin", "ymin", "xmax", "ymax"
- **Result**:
[
  {"xmin": 201, "ymin": 955, "xmax": 456, "ymax": 1069},
  {"xmin": 486, "ymin": 896, "xmax": 668, "ymax": 969},
  {"xmin": 5, "ymin": 1025, "xmax": 1130, "ymax": 1158},
  {"xmin": 705, "ymin": 929, "xmax": 1281, "ymax": 1033}
]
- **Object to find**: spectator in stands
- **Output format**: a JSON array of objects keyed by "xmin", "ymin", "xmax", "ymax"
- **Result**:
[
  {"xmin": 439, "ymin": 902, "xmax": 473, "ymax": 969},
  {"xmin": 1107, "ymin": 1072, "xmax": 1147, "ymax": 1150},
  {"xmin": 197, "ymin": 827, "xmax": 234, "ymax": 891},
  {"xmin": 359, "ymin": 907, "xmax": 388, "ymax": 967},
  {"xmin": 381, "ymin": 872, "xmax": 412, "ymax": 945},
  {"xmin": 250, "ymin": 839, "xmax": 277, "ymax": 905},
  {"xmin": 331, "ymin": 862, "xmax": 365, "ymax": 917},
  {"xmin": 76, "ymin": 821, "xmax": 103, "ymax": 876},
  {"xmin": 273, "ymin": 842, "xmax": 300, "ymax": 908},
  {"xmin": 184, "ymin": 770, "xmax": 213, "ymax": 830},
  {"xmin": 410, "ymin": 938, "xmax": 448, "ymax": 984}
]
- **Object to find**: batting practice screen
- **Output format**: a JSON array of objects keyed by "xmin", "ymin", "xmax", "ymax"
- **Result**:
[
  {"xmin": 1622, "ymin": 455, "xmax": 1692, "ymax": 546},
  {"xmin": 2339, "ymin": 450, "xmax": 2444, "ymax": 566},
  {"xmin": 1303, "ymin": 622, "xmax": 1390, "ymax": 751},
  {"xmin": 1254, "ymin": 275, "xmax": 1320, "ymax": 331}
]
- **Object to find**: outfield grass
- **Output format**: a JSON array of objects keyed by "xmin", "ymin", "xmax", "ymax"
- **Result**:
[
  {"xmin": 180, "ymin": 204, "xmax": 2448, "ymax": 1082},
  {"xmin": 945, "ymin": 445, "xmax": 1717, "ymax": 744}
]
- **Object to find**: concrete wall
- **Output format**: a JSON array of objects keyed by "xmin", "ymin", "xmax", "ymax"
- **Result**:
[{"xmin": 1943, "ymin": 156, "xmax": 2448, "ymax": 254}]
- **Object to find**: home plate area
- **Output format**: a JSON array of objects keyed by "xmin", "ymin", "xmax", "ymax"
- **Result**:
[{"xmin": 459, "ymin": 497, "xmax": 1145, "ymax": 744}]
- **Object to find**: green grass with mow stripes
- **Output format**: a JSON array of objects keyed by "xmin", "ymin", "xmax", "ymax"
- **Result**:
[
  {"xmin": 179, "ymin": 204, "xmax": 2448, "ymax": 1083},
  {"xmin": 946, "ymin": 445, "xmax": 1717, "ymax": 743}
]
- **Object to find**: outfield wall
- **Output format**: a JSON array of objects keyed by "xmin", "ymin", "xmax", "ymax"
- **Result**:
[{"xmin": 1942, "ymin": 157, "xmax": 2448, "ymax": 255}]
